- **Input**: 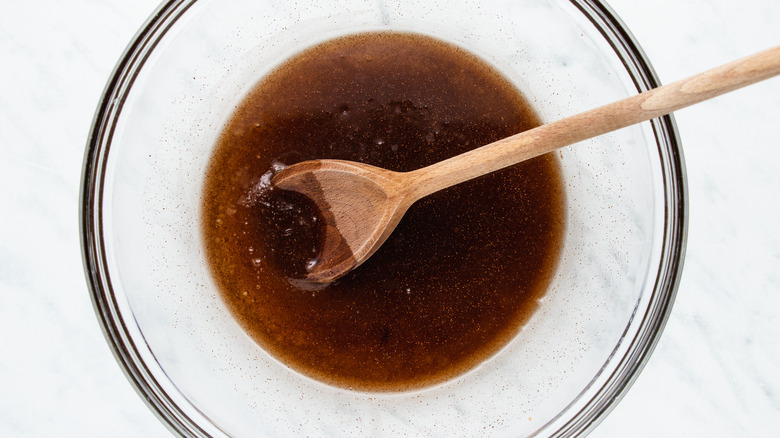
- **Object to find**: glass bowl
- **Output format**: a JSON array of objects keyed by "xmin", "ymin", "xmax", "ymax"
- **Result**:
[{"xmin": 81, "ymin": 0, "xmax": 687, "ymax": 436}]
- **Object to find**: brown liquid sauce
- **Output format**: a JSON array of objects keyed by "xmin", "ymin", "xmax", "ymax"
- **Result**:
[{"xmin": 202, "ymin": 32, "xmax": 565, "ymax": 392}]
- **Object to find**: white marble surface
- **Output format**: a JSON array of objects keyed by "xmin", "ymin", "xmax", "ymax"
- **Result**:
[{"xmin": 1, "ymin": 0, "xmax": 778, "ymax": 436}]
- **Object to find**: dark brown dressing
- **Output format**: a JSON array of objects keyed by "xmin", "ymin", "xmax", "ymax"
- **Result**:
[{"xmin": 202, "ymin": 32, "xmax": 565, "ymax": 391}]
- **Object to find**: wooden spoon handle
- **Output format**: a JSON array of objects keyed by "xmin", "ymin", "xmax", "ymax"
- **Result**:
[{"xmin": 405, "ymin": 45, "xmax": 780, "ymax": 200}]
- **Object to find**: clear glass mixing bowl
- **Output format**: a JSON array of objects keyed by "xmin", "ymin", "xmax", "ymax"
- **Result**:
[{"xmin": 81, "ymin": 0, "xmax": 687, "ymax": 436}]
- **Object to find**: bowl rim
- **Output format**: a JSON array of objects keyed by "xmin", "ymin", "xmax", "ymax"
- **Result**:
[{"xmin": 79, "ymin": 0, "xmax": 688, "ymax": 436}]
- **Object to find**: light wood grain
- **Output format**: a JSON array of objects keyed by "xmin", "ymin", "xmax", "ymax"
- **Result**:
[{"xmin": 272, "ymin": 45, "xmax": 780, "ymax": 283}]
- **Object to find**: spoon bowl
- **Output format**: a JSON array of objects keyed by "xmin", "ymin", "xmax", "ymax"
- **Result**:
[{"xmin": 273, "ymin": 160, "xmax": 410, "ymax": 283}]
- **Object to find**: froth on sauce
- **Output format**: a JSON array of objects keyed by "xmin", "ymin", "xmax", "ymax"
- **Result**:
[{"xmin": 202, "ymin": 31, "xmax": 565, "ymax": 392}]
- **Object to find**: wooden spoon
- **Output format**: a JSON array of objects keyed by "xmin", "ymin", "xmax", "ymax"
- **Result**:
[{"xmin": 273, "ymin": 45, "xmax": 780, "ymax": 283}]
